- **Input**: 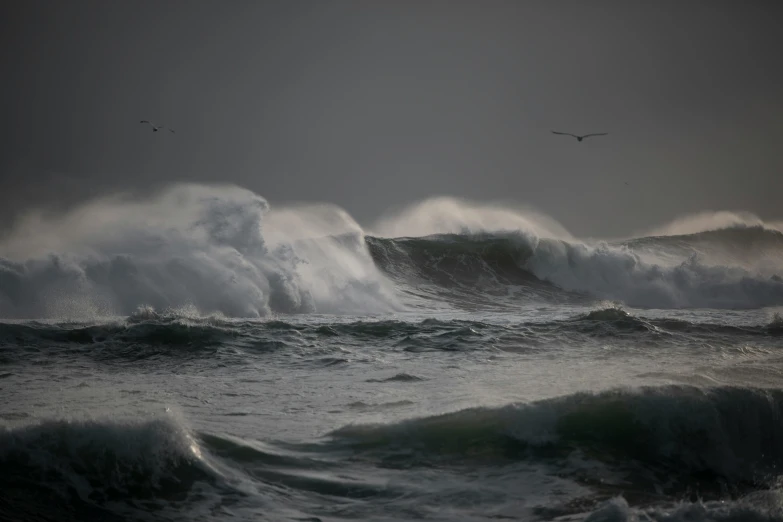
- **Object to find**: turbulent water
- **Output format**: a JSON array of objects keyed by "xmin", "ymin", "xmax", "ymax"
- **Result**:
[{"xmin": 3, "ymin": 184, "xmax": 783, "ymax": 521}]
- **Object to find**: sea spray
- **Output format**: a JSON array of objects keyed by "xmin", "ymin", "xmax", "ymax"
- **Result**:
[{"xmin": 0, "ymin": 184, "xmax": 399, "ymax": 319}]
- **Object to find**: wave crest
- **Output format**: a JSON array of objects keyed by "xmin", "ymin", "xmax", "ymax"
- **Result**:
[
  {"xmin": 370, "ymin": 196, "xmax": 572, "ymax": 239},
  {"xmin": 369, "ymin": 228, "xmax": 783, "ymax": 309},
  {"xmin": 0, "ymin": 184, "xmax": 399, "ymax": 319},
  {"xmin": 3, "ymin": 188, "xmax": 783, "ymax": 317},
  {"xmin": 526, "ymin": 237, "xmax": 783, "ymax": 309},
  {"xmin": 642, "ymin": 211, "xmax": 783, "ymax": 238}
]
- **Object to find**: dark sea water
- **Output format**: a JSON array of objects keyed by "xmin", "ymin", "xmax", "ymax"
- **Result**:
[{"xmin": 2, "ymin": 185, "xmax": 783, "ymax": 521}]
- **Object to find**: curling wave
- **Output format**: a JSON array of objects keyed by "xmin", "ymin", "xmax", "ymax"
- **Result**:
[{"xmin": 367, "ymin": 226, "xmax": 783, "ymax": 309}]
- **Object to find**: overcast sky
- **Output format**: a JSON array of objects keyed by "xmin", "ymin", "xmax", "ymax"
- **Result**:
[{"xmin": 1, "ymin": 0, "xmax": 781, "ymax": 237}]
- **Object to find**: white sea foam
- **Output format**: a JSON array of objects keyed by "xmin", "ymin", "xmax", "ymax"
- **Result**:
[{"xmin": 0, "ymin": 184, "xmax": 399, "ymax": 319}]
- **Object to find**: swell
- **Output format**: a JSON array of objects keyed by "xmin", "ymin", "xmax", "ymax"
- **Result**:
[
  {"xmin": 326, "ymin": 385, "xmax": 783, "ymax": 499},
  {"xmin": 0, "ymin": 415, "xmax": 394, "ymax": 521},
  {"xmin": 1, "ymin": 307, "xmax": 780, "ymax": 364},
  {"xmin": 6, "ymin": 398, "xmax": 783, "ymax": 521}
]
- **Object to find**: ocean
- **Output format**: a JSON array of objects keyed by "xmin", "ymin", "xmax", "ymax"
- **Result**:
[{"xmin": 2, "ymin": 184, "xmax": 783, "ymax": 521}]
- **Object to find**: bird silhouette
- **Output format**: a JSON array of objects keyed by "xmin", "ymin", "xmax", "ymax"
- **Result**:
[
  {"xmin": 551, "ymin": 131, "xmax": 607, "ymax": 142},
  {"xmin": 140, "ymin": 120, "xmax": 175, "ymax": 133}
]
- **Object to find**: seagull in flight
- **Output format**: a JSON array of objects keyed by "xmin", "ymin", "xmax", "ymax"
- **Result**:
[
  {"xmin": 551, "ymin": 131, "xmax": 607, "ymax": 142},
  {"xmin": 140, "ymin": 120, "xmax": 175, "ymax": 133}
]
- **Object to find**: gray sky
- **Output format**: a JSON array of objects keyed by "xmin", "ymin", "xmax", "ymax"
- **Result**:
[{"xmin": 1, "ymin": 0, "xmax": 781, "ymax": 237}]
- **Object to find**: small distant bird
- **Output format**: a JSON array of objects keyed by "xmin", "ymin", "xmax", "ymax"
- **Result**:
[
  {"xmin": 140, "ymin": 120, "xmax": 175, "ymax": 133},
  {"xmin": 551, "ymin": 131, "xmax": 607, "ymax": 142}
]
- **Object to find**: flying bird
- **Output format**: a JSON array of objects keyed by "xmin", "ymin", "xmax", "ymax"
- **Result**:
[
  {"xmin": 551, "ymin": 131, "xmax": 607, "ymax": 142},
  {"xmin": 140, "ymin": 120, "xmax": 175, "ymax": 133}
]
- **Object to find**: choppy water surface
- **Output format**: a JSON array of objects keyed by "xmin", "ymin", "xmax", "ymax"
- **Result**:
[{"xmin": 3, "ymin": 185, "xmax": 783, "ymax": 521}]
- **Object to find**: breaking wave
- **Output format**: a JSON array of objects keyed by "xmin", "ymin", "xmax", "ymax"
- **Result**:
[
  {"xmin": 1, "ymin": 186, "xmax": 782, "ymax": 318},
  {"xmin": 368, "ymin": 227, "xmax": 783, "ymax": 310},
  {"xmin": 0, "ymin": 184, "xmax": 398, "ymax": 320}
]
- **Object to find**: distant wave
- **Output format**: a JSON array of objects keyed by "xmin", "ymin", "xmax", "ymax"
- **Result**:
[
  {"xmin": 367, "ymin": 200, "xmax": 783, "ymax": 310},
  {"xmin": 1, "ymin": 185, "xmax": 782, "ymax": 319},
  {"xmin": 524, "ymin": 236, "xmax": 783, "ymax": 310},
  {"xmin": 626, "ymin": 223, "xmax": 783, "ymax": 246},
  {"xmin": 619, "ymin": 225, "xmax": 783, "ymax": 273},
  {"xmin": 640, "ymin": 210, "xmax": 783, "ymax": 238}
]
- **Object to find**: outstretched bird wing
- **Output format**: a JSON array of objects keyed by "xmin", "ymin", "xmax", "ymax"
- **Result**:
[
  {"xmin": 582, "ymin": 133, "xmax": 608, "ymax": 138},
  {"xmin": 551, "ymin": 131, "xmax": 578, "ymax": 138},
  {"xmin": 140, "ymin": 121, "xmax": 174, "ymax": 133}
]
